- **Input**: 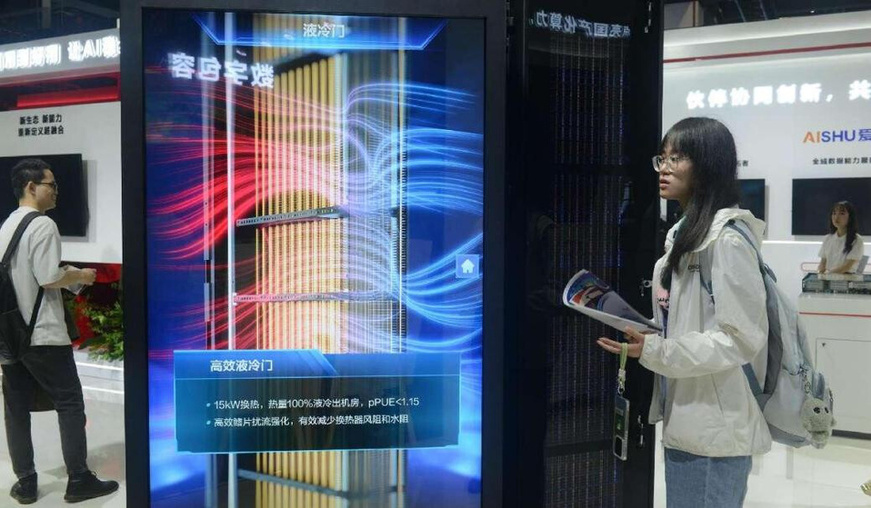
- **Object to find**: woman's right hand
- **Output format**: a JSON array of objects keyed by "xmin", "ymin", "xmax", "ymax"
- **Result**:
[{"xmin": 596, "ymin": 327, "xmax": 647, "ymax": 358}]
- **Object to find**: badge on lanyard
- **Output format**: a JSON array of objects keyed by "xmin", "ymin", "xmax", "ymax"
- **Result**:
[{"xmin": 614, "ymin": 342, "xmax": 630, "ymax": 461}]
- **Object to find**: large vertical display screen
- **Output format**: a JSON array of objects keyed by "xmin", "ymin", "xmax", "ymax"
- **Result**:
[{"xmin": 143, "ymin": 11, "xmax": 484, "ymax": 507}]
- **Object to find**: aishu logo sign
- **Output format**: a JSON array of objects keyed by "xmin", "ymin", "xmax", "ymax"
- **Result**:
[{"xmin": 803, "ymin": 128, "xmax": 871, "ymax": 143}]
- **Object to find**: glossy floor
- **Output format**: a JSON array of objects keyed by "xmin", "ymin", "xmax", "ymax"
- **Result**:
[
  {"xmin": 0, "ymin": 394, "xmax": 125, "ymax": 507},
  {"xmin": 1, "ymin": 397, "xmax": 869, "ymax": 507},
  {"xmin": 654, "ymin": 424, "xmax": 871, "ymax": 507}
]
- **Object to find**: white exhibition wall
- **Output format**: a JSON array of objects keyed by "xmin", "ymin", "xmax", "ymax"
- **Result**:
[
  {"xmin": 663, "ymin": 11, "xmax": 871, "ymax": 301},
  {"xmin": 0, "ymin": 101, "xmax": 121, "ymax": 264}
]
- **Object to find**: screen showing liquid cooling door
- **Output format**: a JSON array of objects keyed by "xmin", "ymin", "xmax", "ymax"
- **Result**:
[{"xmin": 142, "ymin": 10, "xmax": 485, "ymax": 508}]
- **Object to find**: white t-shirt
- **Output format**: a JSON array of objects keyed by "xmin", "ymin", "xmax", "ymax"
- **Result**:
[
  {"xmin": 819, "ymin": 232, "xmax": 865, "ymax": 274},
  {"xmin": 0, "ymin": 207, "xmax": 69, "ymax": 346}
]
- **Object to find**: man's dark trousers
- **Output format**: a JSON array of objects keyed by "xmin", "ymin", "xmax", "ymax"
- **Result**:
[{"xmin": 2, "ymin": 345, "xmax": 88, "ymax": 479}]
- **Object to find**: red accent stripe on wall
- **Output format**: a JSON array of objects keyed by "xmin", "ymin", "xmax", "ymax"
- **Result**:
[
  {"xmin": 16, "ymin": 86, "xmax": 119, "ymax": 108},
  {"xmin": 664, "ymin": 41, "xmax": 871, "ymax": 64},
  {"xmin": 799, "ymin": 311, "xmax": 871, "ymax": 319}
]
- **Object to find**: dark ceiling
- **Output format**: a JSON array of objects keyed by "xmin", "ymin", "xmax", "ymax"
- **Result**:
[
  {"xmin": 0, "ymin": 0, "xmax": 118, "ymax": 45},
  {"xmin": 0, "ymin": 0, "xmax": 869, "ymax": 45}
]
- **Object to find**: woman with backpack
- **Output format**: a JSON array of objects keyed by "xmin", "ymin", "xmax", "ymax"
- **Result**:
[
  {"xmin": 597, "ymin": 117, "xmax": 771, "ymax": 507},
  {"xmin": 817, "ymin": 200, "xmax": 864, "ymax": 275}
]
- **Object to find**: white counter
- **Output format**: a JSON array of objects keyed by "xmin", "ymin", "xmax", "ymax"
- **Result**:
[{"xmin": 798, "ymin": 292, "xmax": 871, "ymax": 436}]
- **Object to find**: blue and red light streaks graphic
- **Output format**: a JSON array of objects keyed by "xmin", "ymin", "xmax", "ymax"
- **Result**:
[
  {"xmin": 147, "ymin": 81, "xmax": 483, "ymax": 355},
  {"xmin": 146, "ymin": 28, "xmax": 484, "ymax": 502}
]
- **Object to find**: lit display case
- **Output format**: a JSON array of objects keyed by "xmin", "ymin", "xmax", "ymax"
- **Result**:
[
  {"xmin": 124, "ymin": 3, "xmax": 504, "ymax": 507},
  {"xmin": 122, "ymin": 1, "xmax": 662, "ymax": 507}
]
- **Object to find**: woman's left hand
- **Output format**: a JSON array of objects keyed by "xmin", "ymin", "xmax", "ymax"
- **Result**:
[{"xmin": 597, "ymin": 327, "xmax": 647, "ymax": 358}]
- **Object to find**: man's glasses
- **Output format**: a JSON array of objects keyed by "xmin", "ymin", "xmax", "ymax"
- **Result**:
[
  {"xmin": 35, "ymin": 181, "xmax": 58, "ymax": 191},
  {"xmin": 652, "ymin": 155, "xmax": 690, "ymax": 173}
]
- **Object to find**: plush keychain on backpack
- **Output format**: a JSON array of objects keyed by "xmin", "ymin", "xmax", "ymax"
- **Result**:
[{"xmin": 800, "ymin": 397, "xmax": 835, "ymax": 449}]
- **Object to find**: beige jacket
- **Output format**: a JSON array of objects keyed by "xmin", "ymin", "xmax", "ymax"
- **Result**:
[{"xmin": 641, "ymin": 208, "xmax": 772, "ymax": 457}]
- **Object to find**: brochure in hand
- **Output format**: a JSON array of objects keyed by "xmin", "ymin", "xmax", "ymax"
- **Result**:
[{"xmin": 562, "ymin": 269, "xmax": 662, "ymax": 334}]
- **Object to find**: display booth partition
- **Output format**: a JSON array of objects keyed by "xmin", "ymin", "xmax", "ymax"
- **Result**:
[
  {"xmin": 121, "ymin": 1, "xmax": 662, "ymax": 507},
  {"xmin": 504, "ymin": 1, "xmax": 662, "ymax": 506}
]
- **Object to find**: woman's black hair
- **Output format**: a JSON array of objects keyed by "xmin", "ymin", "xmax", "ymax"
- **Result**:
[
  {"xmin": 660, "ymin": 118, "xmax": 740, "ymax": 289},
  {"xmin": 829, "ymin": 201, "xmax": 859, "ymax": 254}
]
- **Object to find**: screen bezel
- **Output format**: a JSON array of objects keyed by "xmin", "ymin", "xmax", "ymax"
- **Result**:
[
  {"xmin": 0, "ymin": 153, "xmax": 87, "ymax": 237},
  {"xmin": 739, "ymin": 178, "xmax": 766, "ymax": 223},
  {"xmin": 121, "ymin": 2, "xmax": 506, "ymax": 507},
  {"xmin": 792, "ymin": 177, "xmax": 871, "ymax": 235}
]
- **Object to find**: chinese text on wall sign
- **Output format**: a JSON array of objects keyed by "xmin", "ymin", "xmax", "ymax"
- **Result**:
[
  {"xmin": 0, "ymin": 35, "xmax": 119, "ymax": 73},
  {"xmin": 686, "ymin": 80, "xmax": 871, "ymax": 110},
  {"xmin": 18, "ymin": 114, "xmax": 65, "ymax": 138},
  {"xmin": 530, "ymin": 11, "xmax": 630, "ymax": 39}
]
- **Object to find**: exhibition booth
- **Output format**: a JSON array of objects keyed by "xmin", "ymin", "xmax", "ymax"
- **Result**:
[
  {"xmin": 120, "ymin": 1, "xmax": 662, "ymax": 507},
  {"xmin": 0, "ymin": 29, "xmax": 123, "ymax": 401},
  {"xmin": 661, "ymin": 9, "xmax": 871, "ymax": 507},
  {"xmin": 0, "ymin": 1, "xmax": 868, "ymax": 507},
  {"xmin": 663, "ymin": 8, "xmax": 871, "ymax": 439}
]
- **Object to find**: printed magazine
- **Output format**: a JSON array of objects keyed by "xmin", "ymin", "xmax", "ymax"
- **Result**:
[{"xmin": 562, "ymin": 269, "xmax": 661, "ymax": 334}]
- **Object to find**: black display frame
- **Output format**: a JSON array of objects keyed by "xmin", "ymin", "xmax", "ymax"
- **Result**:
[
  {"xmin": 121, "ymin": 2, "xmax": 506, "ymax": 507},
  {"xmin": 0, "ymin": 153, "xmax": 88, "ymax": 237},
  {"xmin": 792, "ymin": 177, "xmax": 871, "ymax": 235},
  {"xmin": 739, "ymin": 178, "xmax": 766, "ymax": 223},
  {"xmin": 503, "ymin": 1, "xmax": 663, "ymax": 507}
]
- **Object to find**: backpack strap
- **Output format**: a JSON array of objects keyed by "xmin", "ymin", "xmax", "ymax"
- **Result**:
[
  {"xmin": 699, "ymin": 220, "xmax": 768, "ymax": 292},
  {"xmin": 2, "ymin": 211, "xmax": 46, "ymax": 339},
  {"xmin": 27, "ymin": 287, "xmax": 45, "ymax": 339},
  {"xmin": 726, "ymin": 222, "xmax": 787, "ymax": 406},
  {"xmin": 698, "ymin": 219, "xmax": 772, "ymax": 399},
  {"xmin": 724, "ymin": 221, "xmax": 777, "ymax": 281},
  {"xmin": 742, "ymin": 364, "xmax": 763, "ymax": 396},
  {"xmin": 2, "ymin": 212, "xmax": 42, "ymax": 264}
]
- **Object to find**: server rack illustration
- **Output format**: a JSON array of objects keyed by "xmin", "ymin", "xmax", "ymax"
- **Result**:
[
  {"xmin": 125, "ymin": 1, "xmax": 663, "ymax": 506},
  {"xmin": 139, "ymin": 11, "xmax": 485, "ymax": 508},
  {"xmin": 238, "ymin": 16, "xmax": 407, "ymax": 507}
]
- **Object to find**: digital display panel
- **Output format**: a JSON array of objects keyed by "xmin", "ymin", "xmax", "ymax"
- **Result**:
[
  {"xmin": 144, "ymin": 11, "xmax": 484, "ymax": 507},
  {"xmin": 0, "ymin": 153, "xmax": 87, "ymax": 237},
  {"xmin": 665, "ymin": 179, "xmax": 765, "ymax": 225},
  {"xmin": 792, "ymin": 178, "xmax": 871, "ymax": 235},
  {"xmin": 739, "ymin": 179, "xmax": 765, "ymax": 223}
]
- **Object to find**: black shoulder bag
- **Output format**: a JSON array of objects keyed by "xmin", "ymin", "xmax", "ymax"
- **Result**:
[{"xmin": 0, "ymin": 211, "xmax": 45, "ymax": 365}]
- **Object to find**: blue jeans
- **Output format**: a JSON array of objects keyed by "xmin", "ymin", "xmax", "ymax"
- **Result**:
[{"xmin": 665, "ymin": 448, "xmax": 752, "ymax": 508}]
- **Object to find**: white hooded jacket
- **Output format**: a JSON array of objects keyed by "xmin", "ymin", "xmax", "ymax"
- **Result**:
[{"xmin": 641, "ymin": 208, "xmax": 772, "ymax": 457}]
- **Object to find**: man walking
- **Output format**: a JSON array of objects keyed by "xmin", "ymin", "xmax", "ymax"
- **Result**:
[{"xmin": 1, "ymin": 158, "xmax": 118, "ymax": 504}]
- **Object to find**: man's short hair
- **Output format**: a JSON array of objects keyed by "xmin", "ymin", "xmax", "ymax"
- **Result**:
[{"xmin": 11, "ymin": 158, "xmax": 50, "ymax": 200}]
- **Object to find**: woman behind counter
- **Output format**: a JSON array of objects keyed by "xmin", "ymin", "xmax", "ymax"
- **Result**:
[{"xmin": 817, "ymin": 201, "xmax": 864, "ymax": 275}]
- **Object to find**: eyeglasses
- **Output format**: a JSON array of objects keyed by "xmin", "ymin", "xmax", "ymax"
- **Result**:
[
  {"xmin": 652, "ymin": 155, "xmax": 690, "ymax": 173},
  {"xmin": 34, "ymin": 181, "xmax": 58, "ymax": 191}
]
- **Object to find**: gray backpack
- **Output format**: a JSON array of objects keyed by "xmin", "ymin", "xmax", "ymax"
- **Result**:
[{"xmin": 700, "ymin": 220, "xmax": 834, "ymax": 448}]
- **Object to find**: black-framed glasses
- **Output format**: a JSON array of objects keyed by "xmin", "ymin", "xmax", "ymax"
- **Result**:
[
  {"xmin": 34, "ymin": 181, "xmax": 58, "ymax": 191},
  {"xmin": 651, "ymin": 154, "xmax": 690, "ymax": 173}
]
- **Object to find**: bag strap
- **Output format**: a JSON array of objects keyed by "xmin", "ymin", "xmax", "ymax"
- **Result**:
[
  {"xmin": 699, "ymin": 220, "xmax": 769, "ymax": 292},
  {"xmin": 724, "ymin": 221, "xmax": 767, "ymax": 274},
  {"xmin": 742, "ymin": 364, "xmax": 763, "ymax": 396},
  {"xmin": 2, "ymin": 211, "xmax": 46, "ymax": 338},
  {"xmin": 2, "ymin": 211, "xmax": 43, "ymax": 265},
  {"xmin": 698, "ymin": 219, "xmax": 767, "ymax": 398},
  {"xmin": 27, "ymin": 288, "xmax": 44, "ymax": 339}
]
